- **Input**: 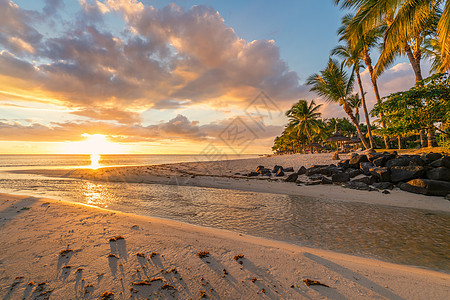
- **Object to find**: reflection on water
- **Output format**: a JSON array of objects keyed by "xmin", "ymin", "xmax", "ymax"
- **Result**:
[
  {"xmin": 0, "ymin": 173, "xmax": 449, "ymax": 272},
  {"xmin": 90, "ymin": 154, "xmax": 101, "ymax": 169}
]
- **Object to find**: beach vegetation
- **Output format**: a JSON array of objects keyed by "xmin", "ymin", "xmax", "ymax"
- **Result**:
[
  {"xmin": 307, "ymin": 58, "xmax": 371, "ymax": 150},
  {"xmin": 371, "ymin": 73, "xmax": 450, "ymax": 147}
]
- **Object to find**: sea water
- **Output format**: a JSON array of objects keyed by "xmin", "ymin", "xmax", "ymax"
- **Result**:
[{"xmin": 0, "ymin": 154, "xmax": 449, "ymax": 272}]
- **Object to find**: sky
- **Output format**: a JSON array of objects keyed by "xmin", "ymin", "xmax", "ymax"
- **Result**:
[{"xmin": 0, "ymin": 0, "xmax": 432, "ymax": 154}]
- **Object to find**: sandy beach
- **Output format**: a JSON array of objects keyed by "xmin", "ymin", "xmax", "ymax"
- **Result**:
[{"xmin": 0, "ymin": 193, "xmax": 449, "ymax": 299}]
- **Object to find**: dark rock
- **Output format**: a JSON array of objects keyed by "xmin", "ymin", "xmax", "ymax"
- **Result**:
[
  {"xmin": 390, "ymin": 166, "xmax": 425, "ymax": 182},
  {"xmin": 382, "ymin": 190, "xmax": 390, "ymax": 194},
  {"xmin": 344, "ymin": 181, "xmax": 374, "ymax": 191},
  {"xmin": 256, "ymin": 166, "xmax": 265, "ymax": 173},
  {"xmin": 297, "ymin": 166, "xmax": 307, "ymax": 175},
  {"xmin": 360, "ymin": 162, "xmax": 374, "ymax": 175},
  {"xmin": 276, "ymin": 169, "xmax": 285, "ymax": 177},
  {"xmin": 272, "ymin": 165, "xmax": 282, "ymax": 173},
  {"xmin": 348, "ymin": 154, "xmax": 368, "ymax": 168},
  {"xmin": 373, "ymin": 156, "xmax": 389, "ymax": 167},
  {"xmin": 386, "ymin": 157, "xmax": 409, "ymax": 168},
  {"xmin": 408, "ymin": 155, "xmax": 426, "ymax": 166},
  {"xmin": 430, "ymin": 156, "xmax": 450, "ymax": 168},
  {"xmin": 421, "ymin": 152, "xmax": 443, "ymax": 164},
  {"xmin": 370, "ymin": 167, "xmax": 391, "ymax": 182},
  {"xmin": 366, "ymin": 152, "xmax": 383, "ymax": 162},
  {"xmin": 337, "ymin": 159, "xmax": 350, "ymax": 170},
  {"xmin": 309, "ymin": 174, "xmax": 324, "ymax": 181},
  {"xmin": 305, "ymin": 181, "xmax": 321, "ymax": 186},
  {"xmin": 373, "ymin": 182, "xmax": 394, "ymax": 190},
  {"xmin": 234, "ymin": 172, "xmax": 241, "ymax": 175},
  {"xmin": 321, "ymin": 177, "xmax": 332, "ymax": 184},
  {"xmin": 258, "ymin": 168, "xmax": 271, "ymax": 175},
  {"xmin": 306, "ymin": 166, "xmax": 337, "ymax": 176},
  {"xmin": 332, "ymin": 172, "xmax": 350, "ymax": 183},
  {"xmin": 332, "ymin": 152, "xmax": 340, "ymax": 160},
  {"xmin": 347, "ymin": 168, "xmax": 362, "ymax": 178},
  {"xmin": 352, "ymin": 175, "xmax": 377, "ymax": 185},
  {"xmin": 426, "ymin": 167, "xmax": 450, "ymax": 182},
  {"xmin": 399, "ymin": 179, "xmax": 450, "ymax": 196},
  {"xmin": 306, "ymin": 167, "xmax": 322, "ymax": 176},
  {"xmin": 283, "ymin": 167, "xmax": 294, "ymax": 172},
  {"xmin": 446, "ymin": 194, "xmax": 450, "ymax": 200},
  {"xmin": 284, "ymin": 173, "xmax": 298, "ymax": 182},
  {"xmin": 248, "ymin": 172, "xmax": 259, "ymax": 177}
]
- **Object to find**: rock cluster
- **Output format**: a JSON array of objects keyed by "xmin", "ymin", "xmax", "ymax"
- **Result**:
[{"xmin": 247, "ymin": 152, "xmax": 450, "ymax": 198}]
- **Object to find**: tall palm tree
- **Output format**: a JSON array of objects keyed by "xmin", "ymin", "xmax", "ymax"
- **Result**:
[
  {"xmin": 306, "ymin": 58, "xmax": 370, "ymax": 150},
  {"xmin": 331, "ymin": 43, "xmax": 375, "ymax": 148},
  {"xmin": 285, "ymin": 100, "xmax": 323, "ymax": 153},
  {"xmin": 373, "ymin": 7, "xmax": 440, "ymax": 82},
  {"xmin": 337, "ymin": 14, "xmax": 388, "ymax": 148},
  {"xmin": 335, "ymin": 0, "xmax": 450, "ymax": 71}
]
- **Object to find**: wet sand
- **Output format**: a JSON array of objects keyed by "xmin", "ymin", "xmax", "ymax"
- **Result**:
[{"xmin": 0, "ymin": 193, "xmax": 449, "ymax": 299}]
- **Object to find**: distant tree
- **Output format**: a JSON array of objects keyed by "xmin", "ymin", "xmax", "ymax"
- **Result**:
[{"xmin": 285, "ymin": 100, "xmax": 323, "ymax": 152}]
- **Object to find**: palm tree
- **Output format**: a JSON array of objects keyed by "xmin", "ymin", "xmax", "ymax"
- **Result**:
[
  {"xmin": 337, "ymin": 14, "xmax": 389, "ymax": 148},
  {"xmin": 335, "ymin": 0, "xmax": 450, "ymax": 71},
  {"xmin": 306, "ymin": 58, "xmax": 370, "ymax": 150},
  {"xmin": 331, "ymin": 43, "xmax": 375, "ymax": 148},
  {"xmin": 347, "ymin": 94, "xmax": 362, "ymax": 123},
  {"xmin": 285, "ymin": 100, "xmax": 323, "ymax": 153},
  {"xmin": 373, "ymin": 7, "xmax": 440, "ymax": 83}
]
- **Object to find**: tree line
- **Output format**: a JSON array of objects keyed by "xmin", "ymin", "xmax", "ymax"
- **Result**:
[{"xmin": 273, "ymin": 0, "xmax": 450, "ymax": 154}]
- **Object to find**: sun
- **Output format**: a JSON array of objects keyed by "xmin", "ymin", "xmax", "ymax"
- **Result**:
[{"xmin": 61, "ymin": 134, "xmax": 128, "ymax": 155}]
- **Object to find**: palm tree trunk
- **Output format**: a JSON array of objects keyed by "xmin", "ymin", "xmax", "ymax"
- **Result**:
[
  {"xmin": 342, "ymin": 103, "xmax": 370, "ymax": 150},
  {"xmin": 405, "ymin": 44, "xmax": 423, "ymax": 82},
  {"xmin": 356, "ymin": 70, "xmax": 375, "ymax": 148},
  {"xmin": 427, "ymin": 126, "xmax": 438, "ymax": 147},
  {"xmin": 364, "ymin": 50, "xmax": 389, "ymax": 149},
  {"xmin": 420, "ymin": 129, "xmax": 427, "ymax": 147},
  {"xmin": 397, "ymin": 135, "xmax": 402, "ymax": 149},
  {"xmin": 304, "ymin": 128, "xmax": 313, "ymax": 153}
]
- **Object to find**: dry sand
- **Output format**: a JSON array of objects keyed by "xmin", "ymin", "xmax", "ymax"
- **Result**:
[{"xmin": 0, "ymin": 193, "xmax": 449, "ymax": 299}]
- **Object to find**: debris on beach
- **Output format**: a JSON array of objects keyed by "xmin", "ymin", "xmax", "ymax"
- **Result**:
[
  {"xmin": 233, "ymin": 254, "xmax": 244, "ymax": 260},
  {"xmin": 100, "ymin": 291, "xmax": 114, "ymax": 299},
  {"xmin": 109, "ymin": 235, "xmax": 125, "ymax": 242},
  {"xmin": 197, "ymin": 251, "xmax": 210, "ymax": 258},
  {"xmin": 303, "ymin": 279, "xmax": 329, "ymax": 287}
]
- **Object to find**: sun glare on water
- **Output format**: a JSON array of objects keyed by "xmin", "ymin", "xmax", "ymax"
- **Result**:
[{"xmin": 61, "ymin": 134, "xmax": 128, "ymax": 169}]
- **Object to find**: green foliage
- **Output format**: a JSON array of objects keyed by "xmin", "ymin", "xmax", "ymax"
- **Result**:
[{"xmin": 371, "ymin": 73, "xmax": 450, "ymax": 137}]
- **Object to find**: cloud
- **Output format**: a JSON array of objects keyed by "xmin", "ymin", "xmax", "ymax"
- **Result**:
[
  {"xmin": 0, "ymin": 114, "xmax": 283, "ymax": 151},
  {"xmin": 0, "ymin": 1, "xmax": 305, "ymax": 124}
]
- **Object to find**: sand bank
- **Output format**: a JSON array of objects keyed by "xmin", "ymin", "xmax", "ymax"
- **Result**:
[{"xmin": 0, "ymin": 193, "xmax": 449, "ymax": 299}]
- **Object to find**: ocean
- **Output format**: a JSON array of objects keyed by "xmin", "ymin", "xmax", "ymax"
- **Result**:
[{"xmin": 0, "ymin": 154, "xmax": 449, "ymax": 272}]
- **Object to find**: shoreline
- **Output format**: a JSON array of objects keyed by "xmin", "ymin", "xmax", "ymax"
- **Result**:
[
  {"xmin": 0, "ymin": 193, "xmax": 449, "ymax": 299},
  {"xmin": 9, "ymin": 152, "xmax": 450, "ymax": 213}
]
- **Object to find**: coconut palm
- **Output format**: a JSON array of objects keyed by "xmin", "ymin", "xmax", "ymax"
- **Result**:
[
  {"xmin": 331, "ymin": 43, "xmax": 375, "ymax": 148},
  {"xmin": 337, "ymin": 14, "xmax": 390, "ymax": 148},
  {"xmin": 306, "ymin": 58, "xmax": 370, "ymax": 150},
  {"xmin": 335, "ymin": 0, "xmax": 450, "ymax": 71},
  {"xmin": 285, "ymin": 100, "xmax": 323, "ymax": 153},
  {"xmin": 347, "ymin": 94, "xmax": 362, "ymax": 123}
]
